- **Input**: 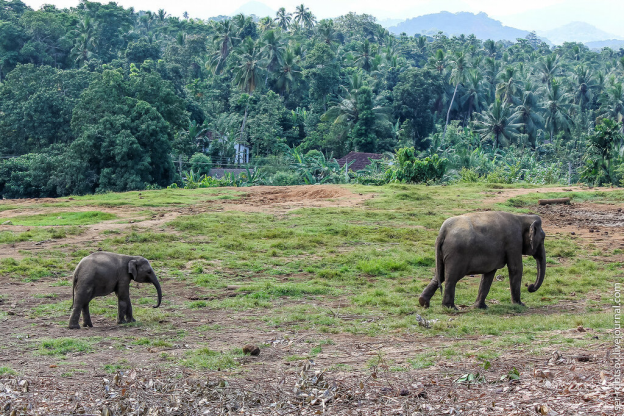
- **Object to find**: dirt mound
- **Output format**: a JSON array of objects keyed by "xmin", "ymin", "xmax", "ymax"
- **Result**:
[
  {"xmin": 245, "ymin": 185, "xmax": 352, "ymax": 204},
  {"xmin": 221, "ymin": 185, "xmax": 370, "ymax": 212}
]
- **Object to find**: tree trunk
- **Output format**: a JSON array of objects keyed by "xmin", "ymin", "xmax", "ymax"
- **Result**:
[
  {"xmin": 443, "ymin": 83, "xmax": 459, "ymax": 141},
  {"xmin": 240, "ymin": 101, "xmax": 249, "ymax": 143}
]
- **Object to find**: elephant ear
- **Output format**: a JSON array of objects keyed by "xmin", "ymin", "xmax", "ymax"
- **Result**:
[
  {"xmin": 529, "ymin": 220, "xmax": 538, "ymax": 251},
  {"xmin": 128, "ymin": 259, "xmax": 138, "ymax": 280}
]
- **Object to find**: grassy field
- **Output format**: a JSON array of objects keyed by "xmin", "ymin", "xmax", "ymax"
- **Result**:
[{"xmin": 0, "ymin": 183, "xmax": 618, "ymax": 414}]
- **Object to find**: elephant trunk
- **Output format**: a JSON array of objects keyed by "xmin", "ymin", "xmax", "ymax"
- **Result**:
[
  {"xmin": 528, "ymin": 243, "xmax": 546, "ymax": 293},
  {"xmin": 151, "ymin": 275, "xmax": 162, "ymax": 308}
]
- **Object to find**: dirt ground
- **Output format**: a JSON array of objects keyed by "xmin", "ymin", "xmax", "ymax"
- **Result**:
[{"xmin": 0, "ymin": 185, "xmax": 620, "ymax": 415}]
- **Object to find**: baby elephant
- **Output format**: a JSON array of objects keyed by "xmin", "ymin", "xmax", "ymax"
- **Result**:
[
  {"xmin": 419, "ymin": 211, "xmax": 546, "ymax": 310},
  {"xmin": 68, "ymin": 251, "xmax": 162, "ymax": 329}
]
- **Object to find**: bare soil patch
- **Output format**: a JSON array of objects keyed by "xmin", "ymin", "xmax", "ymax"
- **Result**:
[
  {"xmin": 483, "ymin": 185, "xmax": 615, "ymax": 204},
  {"xmin": 221, "ymin": 185, "xmax": 372, "ymax": 213},
  {"xmin": 536, "ymin": 202, "xmax": 624, "ymax": 251}
]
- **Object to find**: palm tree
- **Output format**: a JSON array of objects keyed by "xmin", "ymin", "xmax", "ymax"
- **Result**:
[
  {"xmin": 275, "ymin": 48, "xmax": 301, "ymax": 96},
  {"xmin": 261, "ymin": 30, "xmax": 285, "ymax": 86},
  {"xmin": 599, "ymin": 80, "xmax": 624, "ymax": 126},
  {"xmin": 511, "ymin": 80, "xmax": 545, "ymax": 147},
  {"xmin": 354, "ymin": 40, "xmax": 374, "ymax": 72},
  {"xmin": 156, "ymin": 9, "xmax": 168, "ymax": 22},
  {"xmin": 459, "ymin": 69, "xmax": 488, "ymax": 121},
  {"xmin": 473, "ymin": 99, "xmax": 521, "ymax": 148},
  {"xmin": 316, "ymin": 19, "xmax": 337, "ymax": 45},
  {"xmin": 443, "ymin": 51, "xmax": 469, "ymax": 140},
  {"xmin": 482, "ymin": 57, "xmax": 500, "ymax": 103},
  {"xmin": 274, "ymin": 7, "xmax": 291, "ymax": 31},
  {"xmin": 483, "ymin": 39, "xmax": 497, "ymax": 57},
  {"xmin": 536, "ymin": 54, "xmax": 560, "ymax": 87},
  {"xmin": 415, "ymin": 35, "xmax": 427, "ymax": 52},
  {"xmin": 71, "ymin": 15, "xmax": 97, "ymax": 66},
  {"xmin": 293, "ymin": 4, "xmax": 315, "ymax": 30},
  {"xmin": 209, "ymin": 20, "xmax": 237, "ymax": 74},
  {"xmin": 428, "ymin": 49, "xmax": 445, "ymax": 73},
  {"xmin": 232, "ymin": 38, "xmax": 266, "ymax": 141},
  {"xmin": 258, "ymin": 17, "xmax": 275, "ymax": 33},
  {"xmin": 321, "ymin": 84, "xmax": 390, "ymax": 143},
  {"xmin": 571, "ymin": 64, "xmax": 597, "ymax": 111},
  {"xmin": 544, "ymin": 78, "xmax": 574, "ymax": 140},
  {"xmin": 495, "ymin": 66, "xmax": 522, "ymax": 104}
]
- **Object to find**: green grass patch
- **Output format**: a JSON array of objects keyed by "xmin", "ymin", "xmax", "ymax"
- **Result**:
[
  {"xmin": 9, "ymin": 211, "xmax": 117, "ymax": 226},
  {"xmin": 181, "ymin": 347, "xmax": 241, "ymax": 370},
  {"xmin": 0, "ymin": 366, "xmax": 17, "ymax": 376},
  {"xmin": 37, "ymin": 338, "xmax": 96, "ymax": 356}
]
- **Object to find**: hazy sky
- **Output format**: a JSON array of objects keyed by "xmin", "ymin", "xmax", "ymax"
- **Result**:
[{"xmin": 21, "ymin": 0, "xmax": 624, "ymax": 36}]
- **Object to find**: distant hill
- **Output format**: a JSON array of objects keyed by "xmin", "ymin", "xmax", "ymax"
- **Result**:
[
  {"xmin": 231, "ymin": 1, "xmax": 275, "ymax": 18},
  {"xmin": 388, "ymin": 11, "xmax": 531, "ymax": 42},
  {"xmin": 585, "ymin": 39, "xmax": 624, "ymax": 50},
  {"xmin": 378, "ymin": 18, "xmax": 405, "ymax": 29},
  {"xmin": 540, "ymin": 22, "xmax": 622, "ymax": 45}
]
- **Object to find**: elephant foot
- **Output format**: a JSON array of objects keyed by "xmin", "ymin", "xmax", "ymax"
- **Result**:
[
  {"xmin": 513, "ymin": 301, "xmax": 526, "ymax": 307},
  {"xmin": 442, "ymin": 303, "xmax": 458, "ymax": 311},
  {"xmin": 82, "ymin": 322, "xmax": 93, "ymax": 328},
  {"xmin": 68, "ymin": 323, "xmax": 81, "ymax": 330},
  {"xmin": 129, "ymin": 318, "xmax": 136, "ymax": 323},
  {"xmin": 117, "ymin": 320, "xmax": 127, "ymax": 325},
  {"xmin": 475, "ymin": 302, "xmax": 488, "ymax": 310},
  {"xmin": 418, "ymin": 296, "xmax": 430, "ymax": 308}
]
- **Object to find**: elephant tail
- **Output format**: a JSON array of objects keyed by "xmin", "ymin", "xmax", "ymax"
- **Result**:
[
  {"xmin": 70, "ymin": 274, "xmax": 76, "ymax": 310},
  {"xmin": 435, "ymin": 235, "xmax": 445, "ymax": 295}
]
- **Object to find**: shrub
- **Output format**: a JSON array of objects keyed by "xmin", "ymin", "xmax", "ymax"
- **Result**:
[
  {"xmin": 389, "ymin": 148, "xmax": 447, "ymax": 183},
  {"xmin": 189, "ymin": 153, "xmax": 212, "ymax": 176}
]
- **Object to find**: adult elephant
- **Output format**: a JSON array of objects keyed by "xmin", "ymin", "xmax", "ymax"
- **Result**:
[
  {"xmin": 419, "ymin": 211, "xmax": 546, "ymax": 310},
  {"xmin": 68, "ymin": 252, "xmax": 162, "ymax": 329}
]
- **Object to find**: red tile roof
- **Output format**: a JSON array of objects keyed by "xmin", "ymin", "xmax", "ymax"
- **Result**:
[{"xmin": 336, "ymin": 152, "xmax": 385, "ymax": 171}]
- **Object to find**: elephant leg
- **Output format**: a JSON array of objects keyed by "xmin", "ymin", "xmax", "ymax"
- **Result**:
[
  {"xmin": 82, "ymin": 303, "xmax": 93, "ymax": 327},
  {"xmin": 508, "ymin": 257, "xmax": 525, "ymax": 306},
  {"xmin": 419, "ymin": 278, "xmax": 439, "ymax": 308},
  {"xmin": 126, "ymin": 300, "xmax": 136, "ymax": 323},
  {"xmin": 68, "ymin": 304, "xmax": 82, "ymax": 329},
  {"xmin": 474, "ymin": 271, "xmax": 496, "ymax": 309},
  {"xmin": 441, "ymin": 272, "xmax": 460, "ymax": 310},
  {"xmin": 117, "ymin": 297, "xmax": 128, "ymax": 324}
]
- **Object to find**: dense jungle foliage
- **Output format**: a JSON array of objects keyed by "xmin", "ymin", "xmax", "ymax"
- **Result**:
[{"xmin": 0, "ymin": 0, "xmax": 623, "ymax": 197}]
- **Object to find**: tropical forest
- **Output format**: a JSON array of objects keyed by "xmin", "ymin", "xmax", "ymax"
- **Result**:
[{"xmin": 1, "ymin": 0, "xmax": 624, "ymax": 198}]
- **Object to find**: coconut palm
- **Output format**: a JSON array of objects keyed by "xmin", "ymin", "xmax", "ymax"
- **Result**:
[
  {"xmin": 428, "ymin": 49, "xmax": 445, "ymax": 73},
  {"xmin": 232, "ymin": 38, "xmax": 266, "ymax": 141},
  {"xmin": 599, "ymin": 80, "xmax": 624, "ymax": 125},
  {"xmin": 275, "ymin": 47, "xmax": 301, "ymax": 95},
  {"xmin": 71, "ymin": 16, "xmax": 97, "ymax": 66},
  {"xmin": 209, "ymin": 20, "xmax": 237, "ymax": 74},
  {"xmin": 261, "ymin": 30, "xmax": 285, "ymax": 85},
  {"xmin": 473, "ymin": 99, "xmax": 521, "ymax": 148},
  {"xmin": 536, "ymin": 54, "xmax": 560, "ymax": 87},
  {"xmin": 156, "ymin": 9, "xmax": 168, "ymax": 22},
  {"xmin": 543, "ymin": 78, "xmax": 574, "ymax": 140},
  {"xmin": 321, "ymin": 82, "xmax": 390, "ymax": 142},
  {"xmin": 258, "ymin": 17, "xmax": 275, "ymax": 33},
  {"xmin": 495, "ymin": 66, "xmax": 522, "ymax": 105},
  {"xmin": 274, "ymin": 7, "xmax": 292, "ymax": 31},
  {"xmin": 511, "ymin": 80, "xmax": 545, "ymax": 147},
  {"xmin": 354, "ymin": 40, "xmax": 374, "ymax": 72},
  {"xmin": 459, "ymin": 69, "xmax": 488, "ymax": 121},
  {"xmin": 316, "ymin": 19, "xmax": 338, "ymax": 46},
  {"xmin": 571, "ymin": 65, "xmax": 597, "ymax": 111},
  {"xmin": 293, "ymin": 4, "xmax": 316, "ymax": 30},
  {"xmin": 444, "ymin": 51, "xmax": 469, "ymax": 140}
]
